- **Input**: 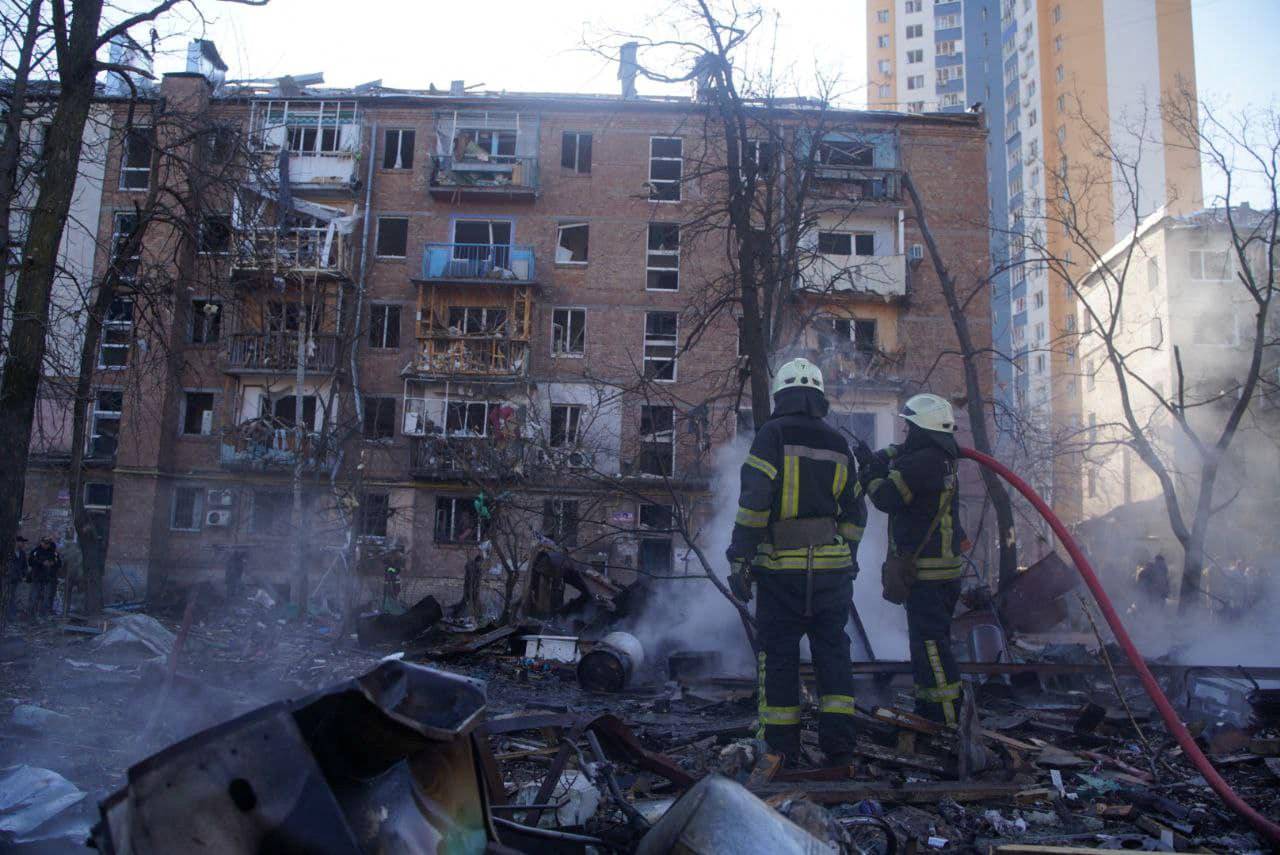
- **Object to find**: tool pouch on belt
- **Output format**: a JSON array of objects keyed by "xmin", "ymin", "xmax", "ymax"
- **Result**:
[
  {"xmin": 769, "ymin": 517, "xmax": 837, "ymax": 549},
  {"xmin": 881, "ymin": 488, "xmax": 953, "ymax": 605}
]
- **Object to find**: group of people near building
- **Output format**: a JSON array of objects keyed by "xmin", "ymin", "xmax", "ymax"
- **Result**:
[
  {"xmin": 5, "ymin": 534, "xmax": 65, "ymax": 622},
  {"xmin": 726, "ymin": 357, "xmax": 968, "ymax": 765}
]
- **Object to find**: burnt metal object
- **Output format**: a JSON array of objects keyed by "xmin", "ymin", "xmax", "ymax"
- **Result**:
[
  {"xmin": 356, "ymin": 594, "xmax": 443, "ymax": 646},
  {"xmin": 524, "ymin": 548, "xmax": 624, "ymax": 620},
  {"xmin": 997, "ymin": 551, "xmax": 1079, "ymax": 633},
  {"xmin": 578, "ymin": 632, "xmax": 644, "ymax": 692},
  {"xmin": 635, "ymin": 775, "xmax": 828, "ymax": 855},
  {"xmin": 92, "ymin": 661, "xmax": 492, "ymax": 854}
]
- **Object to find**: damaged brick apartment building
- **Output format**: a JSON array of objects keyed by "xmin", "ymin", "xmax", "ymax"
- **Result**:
[{"xmin": 19, "ymin": 41, "xmax": 992, "ymax": 605}]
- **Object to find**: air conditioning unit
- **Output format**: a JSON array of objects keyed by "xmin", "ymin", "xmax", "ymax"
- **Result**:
[
  {"xmin": 207, "ymin": 489, "xmax": 234, "ymax": 508},
  {"xmin": 205, "ymin": 509, "xmax": 233, "ymax": 527},
  {"xmin": 566, "ymin": 450, "xmax": 594, "ymax": 469},
  {"xmin": 909, "ymin": 243, "xmax": 925, "ymax": 261}
]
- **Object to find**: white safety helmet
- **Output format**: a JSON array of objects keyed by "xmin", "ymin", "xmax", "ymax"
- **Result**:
[
  {"xmin": 899, "ymin": 393, "xmax": 956, "ymax": 433},
  {"xmin": 770, "ymin": 357, "xmax": 825, "ymax": 398}
]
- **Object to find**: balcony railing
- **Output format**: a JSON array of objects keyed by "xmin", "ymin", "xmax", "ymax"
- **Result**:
[
  {"xmin": 410, "ymin": 435, "xmax": 527, "ymax": 481},
  {"xmin": 809, "ymin": 166, "xmax": 902, "ymax": 202},
  {"xmin": 429, "ymin": 154, "xmax": 538, "ymax": 194},
  {"xmin": 420, "ymin": 243, "xmax": 536, "ymax": 283},
  {"xmin": 234, "ymin": 227, "xmax": 350, "ymax": 276},
  {"xmin": 219, "ymin": 420, "xmax": 338, "ymax": 472},
  {"xmin": 222, "ymin": 333, "xmax": 339, "ymax": 374},
  {"xmin": 408, "ymin": 337, "xmax": 530, "ymax": 377},
  {"xmin": 801, "ymin": 254, "xmax": 908, "ymax": 298}
]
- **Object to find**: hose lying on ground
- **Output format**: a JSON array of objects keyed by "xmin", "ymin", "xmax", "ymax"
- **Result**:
[{"xmin": 960, "ymin": 446, "xmax": 1280, "ymax": 846}]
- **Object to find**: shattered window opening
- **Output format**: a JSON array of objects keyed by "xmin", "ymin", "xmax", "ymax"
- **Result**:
[
  {"xmin": 561, "ymin": 131, "xmax": 592, "ymax": 173},
  {"xmin": 644, "ymin": 311, "xmax": 678, "ymax": 382},
  {"xmin": 269, "ymin": 395, "xmax": 318, "ymax": 430},
  {"xmin": 119, "ymin": 127, "xmax": 152, "ymax": 190},
  {"xmin": 171, "ymin": 486, "xmax": 202, "ymax": 531},
  {"xmin": 363, "ymin": 396, "xmax": 396, "ymax": 440},
  {"xmin": 542, "ymin": 499, "xmax": 580, "ymax": 547},
  {"xmin": 182, "ymin": 392, "xmax": 215, "ymax": 436},
  {"xmin": 648, "ymin": 136, "xmax": 683, "ymax": 201},
  {"xmin": 360, "ymin": 492, "xmax": 391, "ymax": 538},
  {"xmin": 369, "ymin": 304, "xmax": 401, "ymax": 349},
  {"xmin": 98, "ymin": 297, "xmax": 133, "ymax": 369},
  {"xmin": 198, "ymin": 213, "xmax": 233, "ymax": 254},
  {"xmin": 445, "ymin": 400, "xmax": 494, "ymax": 437},
  {"xmin": 382, "ymin": 128, "xmax": 416, "ymax": 170},
  {"xmin": 551, "ymin": 308, "xmax": 586, "ymax": 357},
  {"xmin": 549, "ymin": 404, "xmax": 583, "ymax": 448},
  {"xmin": 83, "ymin": 482, "xmax": 113, "ymax": 509},
  {"xmin": 191, "ymin": 300, "xmax": 221, "ymax": 344},
  {"xmin": 110, "ymin": 212, "xmax": 140, "ymax": 281},
  {"xmin": 435, "ymin": 495, "xmax": 487, "ymax": 544},
  {"xmin": 376, "ymin": 216, "xmax": 409, "ymax": 258},
  {"xmin": 446, "ymin": 306, "xmax": 508, "ymax": 337},
  {"xmin": 89, "ymin": 389, "xmax": 123, "ymax": 458},
  {"xmin": 646, "ymin": 224, "xmax": 680, "ymax": 291},
  {"xmin": 556, "ymin": 222, "xmax": 589, "ymax": 264},
  {"xmin": 638, "ymin": 405, "xmax": 675, "ymax": 476}
]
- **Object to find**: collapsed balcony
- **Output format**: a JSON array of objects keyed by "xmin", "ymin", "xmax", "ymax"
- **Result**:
[
  {"xmin": 428, "ymin": 110, "xmax": 539, "ymax": 201},
  {"xmin": 232, "ymin": 227, "xmax": 352, "ymax": 278},
  {"xmin": 807, "ymin": 132, "xmax": 902, "ymax": 203},
  {"xmin": 218, "ymin": 415, "xmax": 338, "ymax": 472},
  {"xmin": 409, "ymin": 435, "xmax": 528, "ymax": 481},
  {"xmin": 249, "ymin": 99, "xmax": 362, "ymax": 194},
  {"xmin": 406, "ymin": 276, "xmax": 535, "ymax": 379},
  {"xmin": 220, "ymin": 333, "xmax": 339, "ymax": 375}
]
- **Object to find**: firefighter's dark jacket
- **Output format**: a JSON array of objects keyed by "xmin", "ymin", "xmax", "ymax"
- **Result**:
[
  {"xmin": 864, "ymin": 426, "xmax": 967, "ymax": 580},
  {"xmin": 728, "ymin": 388, "xmax": 866, "ymax": 573}
]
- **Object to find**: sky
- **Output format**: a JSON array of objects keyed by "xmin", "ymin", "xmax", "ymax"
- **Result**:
[{"xmin": 139, "ymin": 0, "xmax": 1277, "ymax": 203}]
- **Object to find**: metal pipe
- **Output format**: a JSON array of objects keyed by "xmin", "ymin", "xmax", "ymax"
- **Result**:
[
  {"xmin": 959, "ymin": 445, "xmax": 1280, "ymax": 845},
  {"xmin": 491, "ymin": 816, "xmax": 608, "ymax": 845}
]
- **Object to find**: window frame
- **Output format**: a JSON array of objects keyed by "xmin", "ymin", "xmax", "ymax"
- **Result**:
[
  {"xmin": 181, "ymin": 390, "xmax": 216, "ymax": 436},
  {"xmin": 551, "ymin": 307, "xmax": 586, "ymax": 357},
  {"xmin": 362, "ymin": 395, "xmax": 397, "ymax": 440},
  {"xmin": 83, "ymin": 482, "xmax": 114, "ymax": 510},
  {"xmin": 648, "ymin": 136, "xmax": 683, "ymax": 202},
  {"xmin": 646, "ymin": 223, "xmax": 680, "ymax": 291},
  {"xmin": 119, "ymin": 126, "xmax": 152, "ymax": 191},
  {"xmin": 434, "ymin": 495, "xmax": 487, "ymax": 544},
  {"xmin": 368, "ymin": 303, "xmax": 402, "ymax": 349},
  {"xmin": 638, "ymin": 405, "xmax": 676, "ymax": 477},
  {"xmin": 549, "ymin": 403, "xmax": 584, "ymax": 448},
  {"xmin": 97, "ymin": 296, "xmax": 134, "ymax": 369},
  {"xmin": 197, "ymin": 213, "xmax": 233, "ymax": 255},
  {"xmin": 555, "ymin": 221, "xmax": 589, "ymax": 265},
  {"xmin": 1188, "ymin": 249, "xmax": 1230, "ymax": 281},
  {"xmin": 89, "ymin": 388, "xmax": 123, "ymax": 458},
  {"xmin": 905, "ymin": 24, "xmax": 923, "ymax": 39},
  {"xmin": 190, "ymin": 299, "xmax": 222, "ymax": 344},
  {"xmin": 560, "ymin": 131, "xmax": 593, "ymax": 174},
  {"xmin": 360, "ymin": 492, "xmax": 392, "ymax": 538},
  {"xmin": 170, "ymin": 485, "xmax": 203, "ymax": 532},
  {"xmin": 381, "ymin": 128, "xmax": 416, "ymax": 170},
  {"xmin": 110, "ymin": 211, "xmax": 140, "ymax": 281},
  {"xmin": 375, "ymin": 216, "xmax": 409, "ymax": 259},
  {"xmin": 643, "ymin": 310, "xmax": 679, "ymax": 383}
]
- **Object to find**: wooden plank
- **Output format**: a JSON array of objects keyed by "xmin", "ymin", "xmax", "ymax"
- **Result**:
[{"xmin": 749, "ymin": 780, "xmax": 1028, "ymax": 805}]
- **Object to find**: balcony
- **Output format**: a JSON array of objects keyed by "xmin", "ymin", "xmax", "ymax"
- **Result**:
[
  {"xmin": 429, "ymin": 155, "xmax": 538, "ymax": 201},
  {"xmin": 419, "ymin": 243, "xmax": 536, "ymax": 284},
  {"xmin": 283, "ymin": 151, "xmax": 360, "ymax": 192},
  {"xmin": 410, "ymin": 435, "xmax": 527, "ymax": 481},
  {"xmin": 219, "ymin": 419, "xmax": 337, "ymax": 473},
  {"xmin": 233, "ymin": 227, "xmax": 351, "ymax": 278},
  {"xmin": 801, "ymin": 254, "xmax": 907, "ymax": 299},
  {"xmin": 407, "ymin": 336, "xmax": 530, "ymax": 379},
  {"xmin": 221, "ymin": 333, "xmax": 339, "ymax": 375},
  {"xmin": 809, "ymin": 167, "xmax": 902, "ymax": 204}
]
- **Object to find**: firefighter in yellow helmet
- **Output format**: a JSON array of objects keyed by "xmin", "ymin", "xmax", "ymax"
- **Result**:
[
  {"xmin": 857, "ymin": 393, "xmax": 968, "ymax": 726},
  {"xmin": 726, "ymin": 358, "xmax": 867, "ymax": 764}
]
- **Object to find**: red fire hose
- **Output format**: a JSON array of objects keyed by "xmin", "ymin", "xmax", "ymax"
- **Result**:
[{"xmin": 960, "ymin": 446, "xmax": 1280, "ymax": 845}]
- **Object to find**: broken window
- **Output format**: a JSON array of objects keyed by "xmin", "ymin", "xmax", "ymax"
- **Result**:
[
  {"xmin": 832, "ymin": 318, "xmax": 878, "ymax": 353},
  {"xmin": 376, "ymin": 216, "xmax": 409, "ymax": 258},
  {"xmin": 644, "ymin": 311, "xmax": 678, "ymax": 382},
  {"xmin": 202, "ymin": 126, "xmax": 237, "ymax": 163},
  {"xmin": 454, "ymin": 128, "xmax": 517, "ymax": 159},
  {"xmin": 447, "ymin": 306, "xmax": 507, "ymax": 336},
  {"xmin": 638, "ymin": 405, "xmax": 675, "ymax": 476},
  {"xmin": 549, "ymin": 404, "xmax": 583, "ymax": 448},
  {"xmin": 542, "ymin": 499, "xmax": 579, "ymax": 547},
  {"xmin": 435, "ymin": 496, "xmax": 486, "ymax": 544},
  {"xmin": 556, "ymin": 223, "xmax": 589, "ymax": 263},
  {"xmin": 818, "ymin": 232, "xmax": 852, "ymax": 256},
  {"xmin": 110, "ymin": 212, "xmax": 139, "ymax": 280},
  {"xmin": 83, "ymin": 483, "xmax": 113, "ymax": 509},
  {"xmin": 646, "ymin": 224, "xmax": 680, "ymax": 290},
  {"xmin": 363, "ymin": 396, "xmax": 396, "ymax": 440},
  {"xmin": 198, "ymin": 214, "xmax": 232, "ymax": 254},
  {"xmin": 452, "ymin": 220, "xmax": 512, "ymax": 270},
  {"xmin": 171, "ymin": 486, "xmax": 203, "ymax": 531},
  {"xmin": 638, "ymin": 503, "xmax": 674, "ymax": 574},
  {"xmin": 98, "ymin": 297, "xmax": 133, "ymax": 368},
  {"xmin": 265, "ymin": 301, "xmax": 320, "ymax": 334},
  {"xmin": 445, "ymin": 401, "xmax": 492, "ymax": 437},
  {"xmin": 182, "ymin": 392, "xmax": 215, "ymax": 435},
  {"xmin": 740, "ymin": 139, "xmax": 776, "ymax": 180},
  {"xmin": 818, "ymin": 139, "xmax": 873, "ymax": 167},
  {"xmin": 89, "ymin": 390, "xmax": 122, "ymax": 458},
  {"xmin": 270, "ymin": 395, "xmax": 317, "ymax": 429},
  {"xmin": 1188, "ymin": 249, "xmax": 1229, "ymax": 281},
  {"xmin": 191, "ymin": 300, "xmax": 221, "ymax": 344},
  {"xmin": 649, "ymin": 137, "xmax": 683, "ymax": 201},
  {"xmin": 119, "ymin": 127, "xmax": 152, "ymax": 190},
  {"xmin": 251, "ymin": 491, "xmax": 291, "ymax": 535},
  {"xmin": 360, "ymin": 493, "xmax": 391, "ymax": 537},
  {"xmin": 561, "ymin": 131, "xmax": 592, "ymax": 173},
  {"xmin": 552, "ymin": 308, "xmax": 586, "ymax": 356},
  {"xmin": 382, "ymin": 128, "xmax": 416, "ymax": 169},
  {"xmin": 369, "ymin": 304, "xmax": 401, "ymax": 349}
]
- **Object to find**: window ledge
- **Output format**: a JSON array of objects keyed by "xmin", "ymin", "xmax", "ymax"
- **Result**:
[
  {"xmin": 551, "ymin": 352, "xmax": 586, "ymax": 359},
  {"xmin": 554, "ymin": 262, "xmax": 589, "ymax": 269}
]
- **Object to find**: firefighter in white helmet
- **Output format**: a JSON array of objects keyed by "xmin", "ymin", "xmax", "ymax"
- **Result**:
[
  {"xmin": 856, "ymin": 393, "xmax": 969, "ymax": 726},
  {"xmin": 726, "ymin": 357, "xmax": 867, "ymax": 765}
]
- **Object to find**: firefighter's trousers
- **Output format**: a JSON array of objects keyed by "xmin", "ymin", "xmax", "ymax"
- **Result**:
[
  {"xmin": 906, "ymin": 578, "xmax": 963, "ymax": 725},
  {"xmin": 755, "ymin": 570, "xmax": 858, "ymax": 761}
]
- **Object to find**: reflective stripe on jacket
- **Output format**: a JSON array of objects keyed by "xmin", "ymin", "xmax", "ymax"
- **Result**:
[{"xmin": 865, "ymin": 441, "xmax": 966, "ymax": 579}]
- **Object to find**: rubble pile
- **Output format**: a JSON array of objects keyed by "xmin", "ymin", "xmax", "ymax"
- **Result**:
[{"xmin": 1, "ymin": 575, "xmax": 1278, "ymax": 852}]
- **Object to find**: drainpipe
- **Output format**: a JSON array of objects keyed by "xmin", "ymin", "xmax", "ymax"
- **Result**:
[{"xmin": 351, "ymin": 120, "xmax": 377, "ymax": 428}]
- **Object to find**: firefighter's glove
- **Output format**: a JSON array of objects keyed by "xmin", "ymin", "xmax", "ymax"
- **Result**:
[
  {"xmin": 727, "ymin": 558, "xmax": 754, "ymax": 604},
  {"xmin": 851, "ymin": 438, "xmax": 874, "ymax": 471}
]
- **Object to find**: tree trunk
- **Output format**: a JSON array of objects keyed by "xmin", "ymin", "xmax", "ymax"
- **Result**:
[
  {"xmin": 0, "ymin": 0, "xmax": 105, "ymax": 594},
  {"xmin": 902, "ymin": 173, "xmax": 1019, "ymax": 589},
  {"xmin": 0, "ymin": 0, "xmax": 45, "ymax": 332}
]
